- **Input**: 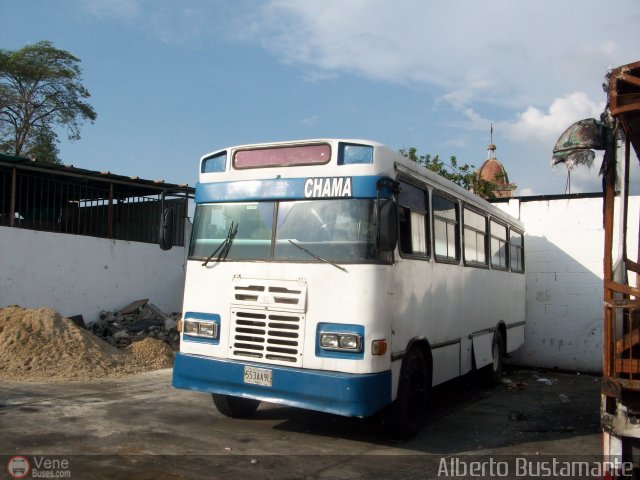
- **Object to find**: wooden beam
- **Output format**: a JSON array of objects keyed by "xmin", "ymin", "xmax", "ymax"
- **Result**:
[
  {"xmin": 615, "ymin": 358, "xmax": 640, "ymax": 374},
  {"xmin": 616, "ymin": 328, "xmax": 640, "ymax": 354},
  {"xmin": 605, "ymin": 279, "xmax": 640, "ymax": 298}
]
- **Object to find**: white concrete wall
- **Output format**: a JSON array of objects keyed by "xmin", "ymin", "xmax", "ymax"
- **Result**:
[
  {"xmin": 3, "ymin": 195, "xmax": 638, "ymax": 372},
  {"xmin": 497, "ymin": 196, "xmax": 640, "ymax": 372},
  {"xmin": 0, "ymin": 226, "xmax": 187, "ymax": 324}
]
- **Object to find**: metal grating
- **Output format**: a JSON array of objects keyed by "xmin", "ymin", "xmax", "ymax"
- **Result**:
[
  {"xmin": 231, "ymin": 278, "xmax": 307, "ymax": 312},
  {"xmin": 230, "ymin": 309, "xmax": 305, "ymax": 367}
]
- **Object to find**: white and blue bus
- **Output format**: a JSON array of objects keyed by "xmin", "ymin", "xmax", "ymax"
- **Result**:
[{"xmin": 166, "ymin": 139, "xmax": 525, "ymax": 437}]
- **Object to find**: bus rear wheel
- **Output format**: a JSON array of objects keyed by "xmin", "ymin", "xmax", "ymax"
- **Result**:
[
  {"xmin": 481, "ymin": 330, "xmax": 505, "ymax": 385},
  {"xmin": 383, "ymin": 346, "xmax": 430, "ymax": 439},
  {"xmin": 212, "ymin": 394, "xmax": 260, "ymax": 418}
]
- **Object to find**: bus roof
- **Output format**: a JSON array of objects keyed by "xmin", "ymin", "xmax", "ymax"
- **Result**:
[
  {"xmin": 199, "ymin": 138, "xmax": 523, "ymax": 229},
  {"xmin": 200, "ymin": 138, "xmax": 386, "ymax": 160}
]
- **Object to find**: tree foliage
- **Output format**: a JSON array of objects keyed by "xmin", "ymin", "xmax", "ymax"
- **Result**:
[
  {"xmin": 399, "ymin": 146, "xmax": 496, "ymax": 199},
  {"xmin": 0, "ymin": 41, "xmax": 96, "ymax": 163}
]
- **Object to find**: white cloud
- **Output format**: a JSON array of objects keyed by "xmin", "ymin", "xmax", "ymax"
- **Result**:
[
  {"xmin": 505, "ymin": 92, "xmax": 604, "ymax": 146},
  {"xmin": 302, "ymin": 70, "xmax": 339, "ymax": 82},
  {"xmin": 73, "ymin": 0, "xmax": 640, "ymax": 196},
  {"xmin": 494, "ymin": 93, "xmax": 605, "ymax": 194},
  {"xmin": 80, "ymin": 0, "xmax": 210, "ymax": 44},
  {"xmin": 441, "ymin": 90, "xmax": 473, "ymax": 109},
  {"xmin": 81, "ymin": 0, "xmax": 142, "ymax": 22},
  {"xmin": 245, "ymin": 0, "xmax": 639, "ymax": 110},
  {"xmin": 517, "ymin": 187, "xmax": 538, "ymax": 197},
  {"xmin": 301, "ymin": 115, "xmax": 319, "ymax": 127},
  {"xmin": 445, "ymin": 137, "xmax": 468, "ymax": 148},
  {"xmin": 557, "ymin": 162, "xmax": 602, "ymax": 194}
]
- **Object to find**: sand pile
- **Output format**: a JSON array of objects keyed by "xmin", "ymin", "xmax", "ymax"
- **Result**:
[
  {"xmin": 127, "ymin": 337, "xmax": 174, "ymax": 370},
  {"xmin": 0, "ymin": 306, "xmax": 174, "ymax": 382}
]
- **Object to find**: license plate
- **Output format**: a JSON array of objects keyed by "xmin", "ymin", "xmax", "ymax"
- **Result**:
[{"xmin": 243, "ymin": 366, "xmax": 272, "ymax": 387}]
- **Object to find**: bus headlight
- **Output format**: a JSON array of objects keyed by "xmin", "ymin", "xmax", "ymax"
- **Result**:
[
  {"xmin": 320, "ymin": 333, "xmax": 339, "ymax": 349},
  {"xmin": 184, "ymin": 320, "xmax": 218, "ymax": 339},
  {"xmin": 320, "ymin": 332, "xmax": 362, "ymax": 352},
  {"xmin": 184, "ymin": 320, "xmax": 199, "ymax": 335},
  {"xmin": 198, "ymin": 322, "xmax": 217, "ymax": 337},
  {"xmin": 339, "ymin": 334, "xmax": 361, "ymax": 350}
]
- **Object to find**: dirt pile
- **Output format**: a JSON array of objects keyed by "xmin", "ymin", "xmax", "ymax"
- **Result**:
[
  {"xmin": 127, "ymin": 337, "xmax": 174, "ymax": 370},
  {"xmin": 0, "ymin": 306, "xmax": 174, "ymax": 382}
]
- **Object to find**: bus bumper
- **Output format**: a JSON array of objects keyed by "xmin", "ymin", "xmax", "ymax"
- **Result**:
[{"xmin": 172, "ymin": 352, "xmax": 392, "ymax": 418}]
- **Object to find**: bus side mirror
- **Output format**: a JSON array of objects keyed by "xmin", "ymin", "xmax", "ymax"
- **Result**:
[
  {"xmin": 159, "ymin": 206, "xmax": 175, "ymax": 251},
  {"xmin": 377, "ymin": 199, "xmax": 397, "ymax": 252}
]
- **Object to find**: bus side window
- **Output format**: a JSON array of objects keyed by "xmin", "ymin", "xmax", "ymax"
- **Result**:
[
  {"xmin": 463, "ymin": 207, "xmax": 488, "ymax": 266},
  {"xmin": 490, "ymin": 220, "xmax": 508, "ymax": 270},
  {"xmin": 397, "ymin": 181, "xmax": 429, "ymax": 258},
  {"xmin": 433, "ymin": 193, "xmax": 459, "ymax": 262},
  {"xmin": 510, "ymin": 229, "xmax": 524, "ymax": 273}
]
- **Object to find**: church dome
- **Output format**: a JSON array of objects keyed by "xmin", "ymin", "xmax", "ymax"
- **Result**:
[{"xmin": 475, "ymin": 143, "xmax": 516, "ymax": 198}]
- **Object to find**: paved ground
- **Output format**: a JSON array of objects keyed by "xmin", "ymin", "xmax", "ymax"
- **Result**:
[{"xmin": 0, "ymin": 367, "xmax": 601, "ymax": 479}]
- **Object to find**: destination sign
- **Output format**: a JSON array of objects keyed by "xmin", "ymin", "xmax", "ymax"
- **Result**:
[{"xmin": 304, "ymin": 177, "xmax": 353, "ymax": 198}]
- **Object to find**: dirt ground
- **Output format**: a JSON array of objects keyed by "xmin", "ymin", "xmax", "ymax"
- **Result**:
[{"xmin": 0, "ymin": 366, "xmax": 600, "ymax": 479}]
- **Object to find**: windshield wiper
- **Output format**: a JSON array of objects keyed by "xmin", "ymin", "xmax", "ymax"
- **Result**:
[
  {"xmin": 287, "ymin": 240, "xmax": 347, "ymax": 273},
  {"xmin": 202, "ymin": 221, "xmax": 238, "ymax": 267}
]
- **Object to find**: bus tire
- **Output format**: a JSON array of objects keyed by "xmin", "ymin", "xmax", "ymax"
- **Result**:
[
  {"xmin": 481, "ymin": 330, "xmax": 504, "ymax": 385},
  {"xmin": 382, "ymin": 346, "xmax": 430, "ymax": 439},
  {"xmin": 212, "ymin": 394, "xmax": 260, "ymax": 418}
]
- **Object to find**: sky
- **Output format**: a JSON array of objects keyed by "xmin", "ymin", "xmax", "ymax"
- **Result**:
[{"xmin": 2, "ymin": 0, "xmax": 639, "ymax": 195}]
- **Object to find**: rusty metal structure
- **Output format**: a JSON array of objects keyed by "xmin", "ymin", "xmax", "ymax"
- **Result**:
[
  {"xmin": 599, "ymin": 61, "xmax": 640, "ymax": 468},
  {"xmin": 552, "ymin": 60, "xmax": 640, "ymax": 472},
  {"xmin": 0, "ymin": 153, "xmax": 193, "ymax": 246}
]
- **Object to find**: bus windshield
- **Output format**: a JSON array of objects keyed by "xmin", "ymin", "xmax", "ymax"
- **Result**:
[{"xmin": 189, "ymin": 199, "xmax": 382, "ymax": 262}]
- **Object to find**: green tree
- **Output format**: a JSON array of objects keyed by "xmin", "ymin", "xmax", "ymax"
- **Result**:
[
  {"xmin": 399, "ymin": 146, "xmax": 496, "ymax": 199},
  {"xmin": 0, "ymin": 41, "xmax": 96, "ymax": 163}
]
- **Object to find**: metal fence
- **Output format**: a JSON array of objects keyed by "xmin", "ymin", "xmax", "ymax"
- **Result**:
[{"xmin": 1, "ymin": 163, "xmax": 191, "ymax": 246}]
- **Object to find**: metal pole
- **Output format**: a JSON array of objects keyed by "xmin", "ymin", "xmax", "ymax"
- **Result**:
[
  {"xmin": 603, "ymin": 128, "xmax": 617, "ymax": 378},
  {"xmin": 9, "ymin": 167, "xmax": 16, "ymax": 227},
  {"xmin": 619, "ymin": 131, "xmax": 630, "ymax": 264},
  {"xmin": 108, "ymin": 182, "xmax": 113, "ymax": 239}
]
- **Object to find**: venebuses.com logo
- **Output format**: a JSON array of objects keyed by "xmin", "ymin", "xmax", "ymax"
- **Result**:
[
  {"xmin": 6, "ymin": 456, "xmax": 30, "ymax": 479},
  {"xmin": 6, "ymin": 455, "xmax": 72, "ymax": 478}
]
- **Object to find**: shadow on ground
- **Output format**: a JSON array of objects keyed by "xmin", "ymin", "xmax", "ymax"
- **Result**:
[{"xmin": 258, "ymin": 366, "xmax": 601, "ymax": 454}]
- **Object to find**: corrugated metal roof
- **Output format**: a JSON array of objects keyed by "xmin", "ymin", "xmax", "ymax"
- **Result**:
[{"xmin": 0, "ymin": 152, "xmax": 193, "ymax": 195}]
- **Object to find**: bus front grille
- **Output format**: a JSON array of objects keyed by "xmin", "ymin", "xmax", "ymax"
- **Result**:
[{"xmin": 229, "ymin": 309, "xmax": 304, "ymax": 366}]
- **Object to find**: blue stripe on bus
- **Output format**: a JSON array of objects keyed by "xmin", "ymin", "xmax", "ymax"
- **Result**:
[
  {"xmin": 195, "ymin": 175, "xmax": 387, "ymax": 203},
  {"xmin": 172, "ymin": 353, "xmax": 391, "ymax": 417}
]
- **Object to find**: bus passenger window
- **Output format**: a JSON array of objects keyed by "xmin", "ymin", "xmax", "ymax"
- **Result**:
[
  {"xmin": 490, "ymin": 220, "xmax": 508, "ymax": 270},
  {"xmin": 510, "ymin": 230, "xmax": 524, "ymax": 273},
  {"xmin": 463, "ymin": 208, "xmax": 487, "ymax": 266},
  {"xmin": 338, "ymin": 143, "xmax": 374, "ymax": 165},
  {"xmin": 433, "ymin": 194, "xmax": 459, "ymax": 262},
  {"xmin": 397, "ymin": 181, "xmax": 429, "ymax": 258},
  {"xmin": 201, "ymin": 152, "xmax": 227, "ymax": 173},
  {"xmin": 398, "ymin": 206, "xmax": 412, "ymax": 254}
]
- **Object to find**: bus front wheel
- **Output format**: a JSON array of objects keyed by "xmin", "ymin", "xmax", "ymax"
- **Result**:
[
  {"xmin": 212, "ymin": 394, "xmax": 260, "ymax": 418},
  {"xmin": 382, "ymin": 346, "xmax": 430, "ymax": 439}
]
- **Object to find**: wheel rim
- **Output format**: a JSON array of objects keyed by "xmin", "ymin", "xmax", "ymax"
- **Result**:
[{"xmin": 492, "ymin": 342, "xmax": 500, "ymax": 371}]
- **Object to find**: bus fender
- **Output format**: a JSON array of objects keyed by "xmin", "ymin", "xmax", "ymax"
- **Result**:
[
  {"xmin": 390, "ymin": 337, "xmax": 432, "ymax": 401},
  {"xmin": 471, "ymin": 322, "xmax": 506, "ymax": 369}
]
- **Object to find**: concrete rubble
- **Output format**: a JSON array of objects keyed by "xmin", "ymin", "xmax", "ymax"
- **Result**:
[{"xmin": 90, "ymin": 299, "xmax": 180, "ymax": 350}]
